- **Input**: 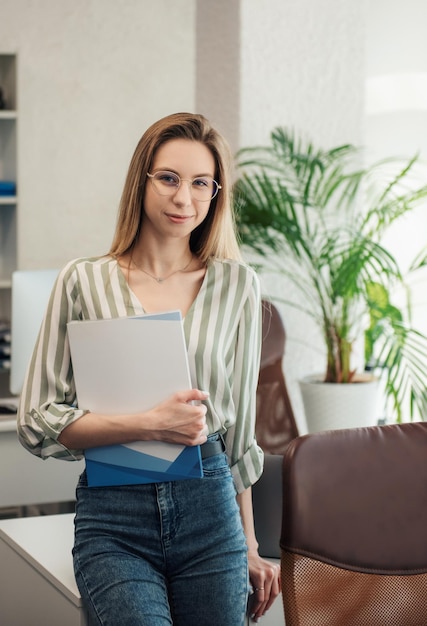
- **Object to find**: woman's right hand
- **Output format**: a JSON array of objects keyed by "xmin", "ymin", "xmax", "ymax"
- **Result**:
[
  {"xmin": 58, "ymin": 389, "xmax": 210, "ymax": 451},
  {"xmin": 145, "ymin": 389, "xmax": 210, "ymax": 446}
]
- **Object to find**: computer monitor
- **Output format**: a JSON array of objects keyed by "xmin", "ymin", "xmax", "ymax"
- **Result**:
[{"xmin": 10, "ymin": 269, "xmax": 59, "ymax": 396}]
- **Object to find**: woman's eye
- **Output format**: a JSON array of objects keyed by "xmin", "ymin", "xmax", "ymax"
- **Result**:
[
  {"xmin": 158, "ymin": 172, "xmax": 179, "ymax": 186},
  {"xmin": 193, "ymin": 177, "xmax": 209, "ymax": 188}
]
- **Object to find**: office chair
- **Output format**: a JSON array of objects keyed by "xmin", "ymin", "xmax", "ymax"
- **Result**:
[
  {"xmin": 251, "ymin": 302, "xmax": 299, "ymax": 559},
  {"xmin": 280, "ymin": 421, "xmax": 427, "ymax": 625},
  {"xmin": 255, "ymin": 301, "xmax": 299, "ymax": 454}
]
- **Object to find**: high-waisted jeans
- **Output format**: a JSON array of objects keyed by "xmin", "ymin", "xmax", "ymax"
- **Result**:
[{"xmin": 73, "ymin": 441, "xmax": 249, "ymax": 625}]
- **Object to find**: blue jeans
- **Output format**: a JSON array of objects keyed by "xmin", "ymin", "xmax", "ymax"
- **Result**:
[{"xmin": 73, "ymin": 442, "xmax": 249, "ymax": 625}]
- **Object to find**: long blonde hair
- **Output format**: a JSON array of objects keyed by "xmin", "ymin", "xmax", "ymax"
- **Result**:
[{"xmin": 109, "ymin": 112, "xmax": 241, "ymax": 263}]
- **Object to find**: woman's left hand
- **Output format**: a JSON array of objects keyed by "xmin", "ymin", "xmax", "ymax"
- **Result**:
[{"xmin": 247, "ymin": 550, "xmax": 281, "ymax": 622}]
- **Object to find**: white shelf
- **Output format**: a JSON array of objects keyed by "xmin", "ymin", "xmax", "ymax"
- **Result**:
[
  {"xmin": 0, "ymin": 110, "xmax": 17, "ymax": 120},
  {"xmin": 0, "ymin": 196, "xmax": 17, "ymax": 205}
]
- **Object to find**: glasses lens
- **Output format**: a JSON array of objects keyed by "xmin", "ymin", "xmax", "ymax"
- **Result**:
[
  {"xmin": 151, "ymin": 171, "xmax": 180, "ymax": 195},
  {"xmin": 191, "ymin": 177, "xmax": 218, "ymax": 201}
]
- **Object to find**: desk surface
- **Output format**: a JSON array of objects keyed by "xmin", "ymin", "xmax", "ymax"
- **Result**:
[
  {"xmin": 0, "ymin": 513, "xmax": 81, "ymax": 605},
  {"xmin": 0, "ymin": 396, "xmax": 83, "ymax": 508}
]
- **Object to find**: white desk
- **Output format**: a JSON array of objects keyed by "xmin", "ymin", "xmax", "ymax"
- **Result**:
[
  {"xmin": 0, "ymin": 398, "xmax": 83, "ymax": 510},
  {"xmin": 0, "ymin": 513, "xmax": 87, "ymax": 625},
  {"xmin": 0, "ymin": 513, "xmax": 284, "ymax": 626}
]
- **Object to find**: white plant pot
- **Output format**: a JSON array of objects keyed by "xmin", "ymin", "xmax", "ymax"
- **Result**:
[{"xmin": 299, "ymin": 373, "xmax": 379, "ymax": 433}]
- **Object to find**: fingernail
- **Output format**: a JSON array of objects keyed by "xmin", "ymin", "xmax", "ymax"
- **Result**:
[{"xmin": 201, "ymin": 390, "xmax": 210, "ymax": 397}]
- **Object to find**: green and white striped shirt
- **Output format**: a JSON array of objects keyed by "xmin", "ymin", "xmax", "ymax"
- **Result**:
[{"xmin": 17, "ymin": 256, "xmax": 263, "ymax": 493}]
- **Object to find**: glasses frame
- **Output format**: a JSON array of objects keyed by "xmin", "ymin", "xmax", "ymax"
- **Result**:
[{"xmin": 147, "ymin": 170, "xmax": 221, "ymax": 202}]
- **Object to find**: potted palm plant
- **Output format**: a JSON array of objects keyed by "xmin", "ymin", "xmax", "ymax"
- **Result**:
[{"xmin": 234, "ymin": 128, "xmax": 427, "ymax": 430}]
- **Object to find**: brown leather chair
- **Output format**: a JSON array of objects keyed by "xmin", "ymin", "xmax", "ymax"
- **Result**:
[
  {"xmin": 252, "ymin": 302, "xmax": 299, "ymax": 559},
  {"xmin": 255, "ymin": 301, "xmax": 299, "ymax": 454},
  {"xmin": 280, "ymin": 421, "xmax": 427, "ymax": 625}
]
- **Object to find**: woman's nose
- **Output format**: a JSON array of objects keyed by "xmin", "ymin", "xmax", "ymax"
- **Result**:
[{"xmin": 173, "ymin": 180, "xmax": 193, "ymax": 204}]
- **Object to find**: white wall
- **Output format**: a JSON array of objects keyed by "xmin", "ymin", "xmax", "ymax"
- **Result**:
[
  {"xmin": 195, "ymin": 0, "xmax": 366, "ymax": 150},
  {"xmin": 239, "ymin": 0, "xmax": 366, "ymax": 148}
]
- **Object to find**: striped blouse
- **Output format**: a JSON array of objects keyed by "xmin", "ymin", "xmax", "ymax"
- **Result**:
[{"xmin": 17, "ymin": 255, "xmax": 264, "ymax": 493}]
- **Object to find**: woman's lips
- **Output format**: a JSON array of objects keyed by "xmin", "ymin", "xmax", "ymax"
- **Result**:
[{"xmin": 165, "ymin": 213, "xmax": 193, "ymax": 224}]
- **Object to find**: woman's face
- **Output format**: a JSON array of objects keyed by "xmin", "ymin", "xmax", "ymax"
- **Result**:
[{"xmin": 143, "ymin": 138, "xmax": 216, "ymax": 241}]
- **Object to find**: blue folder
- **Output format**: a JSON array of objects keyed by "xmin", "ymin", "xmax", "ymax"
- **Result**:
[{"xmin": 85, "ymin": 442, "xmax": 202, "ymax": 487}]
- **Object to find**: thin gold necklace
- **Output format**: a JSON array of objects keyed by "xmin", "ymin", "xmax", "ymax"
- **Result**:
[{"xmin": 133, "ymin": 254, "xmax": 194, "ymax": 284}]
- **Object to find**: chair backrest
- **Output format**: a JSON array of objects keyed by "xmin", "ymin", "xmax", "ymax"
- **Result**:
[
  {"xmin": 280, "ymin": 421, "xmax": 427, "ymax": 626},
  {"xmin": 255, "ymin": 301, "xmax": 299, "ymax": 454}
]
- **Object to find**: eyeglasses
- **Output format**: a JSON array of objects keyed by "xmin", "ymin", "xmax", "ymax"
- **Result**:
[{"xmin": 147, "ymin": 170, "xmax": 221, "ymax": 202}]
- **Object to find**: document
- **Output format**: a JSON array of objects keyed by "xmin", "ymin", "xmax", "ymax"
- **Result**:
[{"xmin": 67, "ymin": 311, "xmax": 203, "ymax": 487}]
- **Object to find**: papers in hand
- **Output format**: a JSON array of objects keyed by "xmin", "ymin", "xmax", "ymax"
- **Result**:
[{"xmin": 67, "ymin": 311, "xmax": 202, "ymax": 486}]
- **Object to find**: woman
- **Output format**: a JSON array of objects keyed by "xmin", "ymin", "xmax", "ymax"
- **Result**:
[{"xmin": 17, "ymin": 112, "xmax": 281, "ymax": 625}]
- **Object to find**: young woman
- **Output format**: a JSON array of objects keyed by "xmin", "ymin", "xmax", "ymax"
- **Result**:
[{"xmin": 17, "ymin": 112, "xmax": 281, "ymax": 625}]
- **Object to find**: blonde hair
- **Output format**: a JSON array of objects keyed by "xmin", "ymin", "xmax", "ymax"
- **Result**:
[{"xmin": 109, "ymin": 112, "xmax": 241, "ymax": 263}]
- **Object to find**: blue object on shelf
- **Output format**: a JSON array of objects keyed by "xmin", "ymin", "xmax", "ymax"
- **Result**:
[{"xmin": 0, "ymin": 181, "xmax": 16, "ymax": 196}]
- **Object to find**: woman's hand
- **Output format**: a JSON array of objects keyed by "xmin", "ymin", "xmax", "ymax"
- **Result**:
[
  {"xmin": 58, "ymin": 388, "xmax": 209, "ymax": 450},
  {"xmin": 145, "ymin": 388, "xmax": 209, "ymax": 445},
  {"xmin": 236, "ymin": 487, "xmax": 282, "ymax": 623},
  {"xmin": 248, "ymin": 551, "xmax": 281, "ymax": 623}
]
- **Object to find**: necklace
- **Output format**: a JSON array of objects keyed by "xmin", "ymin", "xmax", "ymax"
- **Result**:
[{"xmin": 133, "ymin": 254, "xmax": 194, "ymax": 283}]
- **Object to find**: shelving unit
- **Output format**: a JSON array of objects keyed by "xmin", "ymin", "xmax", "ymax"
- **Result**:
[{"xmin": 0, "ymin": 54, "xmax": 17, "ymax": 395}]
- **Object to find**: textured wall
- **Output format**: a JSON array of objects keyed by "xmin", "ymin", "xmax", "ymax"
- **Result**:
[
  {"xmin": 240, "ymin": 0, "xmax": 366, "ymax": 148},
  {"xmin": 195, "ymin": 0, "xmax": 366, "ymax": 151}
]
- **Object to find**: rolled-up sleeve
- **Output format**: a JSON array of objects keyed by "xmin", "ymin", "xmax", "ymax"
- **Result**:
[{"xmin": 17, "ymin": 262, "xmax": 88, "ymax": 461}]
